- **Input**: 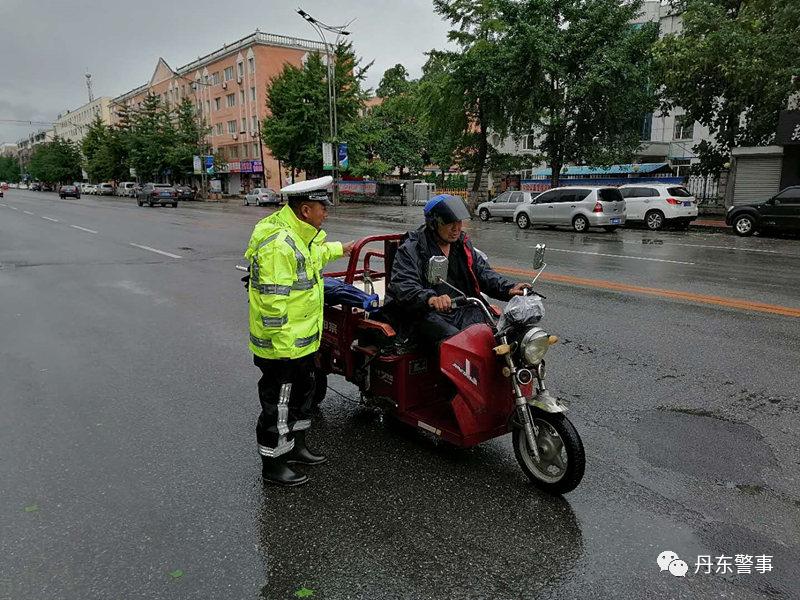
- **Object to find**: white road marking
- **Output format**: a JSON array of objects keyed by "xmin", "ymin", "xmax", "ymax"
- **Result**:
[
  {"xmin": 660, "ymin": 241, "xmax": 781, "ymax": 254},
  {"xmin": 9, "ymin": 206, "xmax": 18, "ymax": 210},
  {"xmin": 23, "ymin": 210, "xmax": 34, "ymax": 215},
  {"xmin": 129, "ymin": 243, "xmax": 182, "ymax": 259},
  {"xmin": 545, "ymin": 247, "xmax": 695, "ymax": 265},
  {"xmin": 71, "ymin": 225, "xmax": 98, "ymax": 234},
  {"xmin": 41, "ymin": 216, "xmax": 59, "ymax": 222},
  {"xmin": 0, "ymin": 203, "xmax": 7, "ymax": 207}
]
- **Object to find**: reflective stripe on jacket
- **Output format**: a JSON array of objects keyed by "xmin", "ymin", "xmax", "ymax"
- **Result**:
[{"xmin": 245, "ymin": 204, "xmax": 343, "ymax": 359}]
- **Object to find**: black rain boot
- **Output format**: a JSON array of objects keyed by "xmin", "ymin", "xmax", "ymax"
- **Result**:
[
  {"xmin": 261, "ymin": 456, "xmax": 309, "ymax": 486},
  {"xmin": 285, "ymin": 431, "xmax": 327, "ymax": 466}
]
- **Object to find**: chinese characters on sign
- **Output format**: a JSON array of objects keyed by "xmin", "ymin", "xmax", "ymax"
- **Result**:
[{"xmin": 658, "ymin": 551, "xmax": 773, "ymax": 578}]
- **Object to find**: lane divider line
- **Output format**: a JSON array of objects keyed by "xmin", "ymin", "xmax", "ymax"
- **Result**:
[
  {"xmin": 9, "ymin": 206, "xmax": 18, "ymax": 210},
  {"xmin": 0, "ymin": 202, "xmax": 7, "ymax": 207},
  {"xmin": 70, "ymin": 225, "xmax": 98, "ymax": 234},
  {"xmin": 23, "ymin": 210, "xmax": 34, "ymax": 215},
  {"xmin": 496, "ymin": 265, "xmax": 800, "ymax": 319},
  {"xmin": 544, "ymin": 247, "xmax": 695, "ymax": 265},
  {"xmin": 41, "ymin": 216, "xmax": 59, "ymax": 222},
  {"xmin": 129, "ymin": 243, "xmax": 182, "ymax": 259}
]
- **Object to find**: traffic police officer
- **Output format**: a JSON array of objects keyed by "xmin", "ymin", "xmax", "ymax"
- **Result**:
[{"xmin": 244, "ymin": 176, "xmax": 353, "ymax": 486}]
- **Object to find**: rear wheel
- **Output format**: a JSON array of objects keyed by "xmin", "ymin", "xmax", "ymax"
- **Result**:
[
  {"xmin": 479, "ymin": 208, "xmax": 490, "ymax": 221},
  {"xmin": 513, "ymin": 410, "xmax": 585, "ymax": 494},
  {"xmin": 733, "ymin": 214, "xmax": 756, "ymax": 236},
  {"xmin": 172, "ymin": 202, "xmax": 178, "ymax": 208},
  {"xmin": 572, "ymin": 215, "xmax": 589, "ymax": 232},
  {"xmin": 645, "ymin": 210, "xmax": 665, "ymax": 231},
  {"xmin": 516, "ymin": 213, "xmax": 530, "ymax": 229}
]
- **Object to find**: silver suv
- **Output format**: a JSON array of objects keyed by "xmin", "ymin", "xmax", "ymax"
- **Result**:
[
  {"xmin": 514, "ymin": 186, "xmax": 626, "ymax": 232},
  {"xmin": 476, "ymin": 190, "xmax": 536, "ymax": 221}
]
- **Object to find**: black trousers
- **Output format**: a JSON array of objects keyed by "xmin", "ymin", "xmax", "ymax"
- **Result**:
[
  {"xmin": 254, "ymin": 353, "xmax": 317, "ymax": 459},
  {"xmin": 417, "ymin": 304, "xmax": 487, "ymax": 349}
]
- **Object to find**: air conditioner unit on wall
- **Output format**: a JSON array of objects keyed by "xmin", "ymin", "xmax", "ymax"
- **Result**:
[
  {"xmin": 237, "ymin": 76, "xmax": 242, "ymax": 84},
  {"xmin": 232, "ymin": 134, "xmax": 238, "ymax": 140},
  {"xmin": 222, "ymin": 81, "xmax": 227, "ymax": 89}
]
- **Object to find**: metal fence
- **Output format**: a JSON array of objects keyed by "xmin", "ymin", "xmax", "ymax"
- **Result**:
[{"xmin": 684, "ymin": 175, "xmax": 722, "ymax": 205}]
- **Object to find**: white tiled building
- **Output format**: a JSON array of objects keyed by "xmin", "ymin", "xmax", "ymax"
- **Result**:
[{"xmin": 53, "ymin": 97, "xmax": 113, "ymax": 146}]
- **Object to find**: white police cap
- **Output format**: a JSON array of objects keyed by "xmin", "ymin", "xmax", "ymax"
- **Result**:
[{"xmin": 280, "ymin": 176, "xmax": 333, "ymax": 206}]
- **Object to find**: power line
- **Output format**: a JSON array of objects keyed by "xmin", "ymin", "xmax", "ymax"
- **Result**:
[{"xmin": 0, "ymin": 119, "xmax": 55, "ymax": 126}]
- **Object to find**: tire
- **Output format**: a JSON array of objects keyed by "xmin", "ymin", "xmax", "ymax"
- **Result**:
[
  {"xmin": 160, "ymin": 203, "xmax": 166, "ymax": 207},
  {"xmin": 645, "ymin": 210, "xmax": 665, "ymax": 231},
  {"xmin": 513, "ymin": 410, "xmax": 585, "ymax": 495},
  {"xmin": 172, "ymin": 202, "xmax": 178, "ymax": 208},
  {"xmin": 733, "ymin": 214, "xmax": 756, "ymax": 236},
  {"xmin": 603, "ymin": 226, "xmax": 618, "ymax": 232},
  {"xmin": 572, "ymin": 215, "xmax": 589, "ymax": 232},
  {"xmin": 137, "ymin": 199, "xmax": 143, "ymax": 206},
  {"xmin": 312, "ymin": 368, "xmax": 328, "ymax": 408},
  {"xmin": 516, "ymin": 212, "xmax": 530, "ymax": 229},
  {"xmin": 479, "ymin": 208, "xmax": 490, "ymax": 221},
  {"xmin": 149, "ymin": 202, "xmax": 155, "ymax": 207},
  {"xmin": 244, "ymin": 199, "xmax": 249, "ymax": 206}
]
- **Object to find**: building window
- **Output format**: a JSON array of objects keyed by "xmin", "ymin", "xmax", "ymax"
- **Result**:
[
  {"xmin": 224, "ymin": 66, "xmax": 234, "ymax": 81},
  {"xmin": 641, "ymin": 113, "xmax": 653, "ymax": 141},
  {"xmin": 252, "ymin": 116, "xmax": 259, "ymax": 131},
  {"xmin": 227, "ymin": 120, "xmax": 236, "ymax": 134},
  {"xmin": 214, "ymin": 97, "xmax": 221, "ymax": 111},
  {"xmin": 240, "ymin": 118, "xmax": 246, "ymax": 132},
  {"xmin": 226, "ymin": 93, "xmax": 236, "ymax": 107},
  {"xmin": 248, "ymin": 57, "xmax": 255, "ymax": 73},
  {"xmin": 215, "ymin": 123, "xmax": 223, "ymax": 135},
  {"xmin": 237, "ymin": 62, "xmax": 244, "ymax": 79},
  {"xmin": 240, "ymin": 90, "xmax": 246, "ymax": 104},
  {"xmin": 205, "ymin": 100, "xmax": 210, "ymax": 114},
  {"xmin": 522, "ymin": 134, "xmax": 536, "ymax": 151},
  {"xmin": 211, "ymin": 72, "xmax": 220, "ymax": 85},
  {"xmin": 671, "ymin": 158, "xmax": 691, "ymax": 177},
  {"xmin": 230, "ymin": 145, "xmax": 239, "ymax": 158},
  {"xmin": 673, "ymin": 115, "xmax": 694, "ymax": 140},
  {"xmin": 253, "ymin": 143, "xmax": 260, "ymax": 157},
  {"xmin": 250, "ymin": 87, "xmax": 256, "ymax": 102}
]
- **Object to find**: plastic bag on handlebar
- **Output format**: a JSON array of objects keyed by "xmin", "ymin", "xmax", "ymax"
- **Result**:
[
  {"xmin": 496, "ymin": 294, "xmax": 545, "ymax": 332},
  {"xmin": 323, "ymin": 277, "xmax": 380, "ymax": 313}
]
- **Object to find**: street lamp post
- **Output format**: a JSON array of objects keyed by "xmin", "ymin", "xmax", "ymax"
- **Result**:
[{"xmin": 296, "ymin": 8, "xmax": 353, "ymax": 206}]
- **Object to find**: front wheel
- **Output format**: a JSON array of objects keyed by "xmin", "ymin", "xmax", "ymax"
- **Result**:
[
  {"xmin": 733, "ymin": 214, "xmax": 755, "ymax": 236},
  {"xmin": 513, "ymin": 410, "xmax": 585, "ymax": 494},
  {"xmin": 572, "ymin": 215, "xmax": 589, "ymax": 232},
  {"xmin": 516, "ymin": 213, "xmax": 530, "ymax": 229},
  {"xmin": 479, "ymin": 208, "xmax": 490, "ymax": 221}
]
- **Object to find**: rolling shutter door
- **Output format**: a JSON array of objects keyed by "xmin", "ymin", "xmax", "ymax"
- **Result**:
[{"xmin": 733, "ymin": 157, "xmax": 782, "ymax": 205}]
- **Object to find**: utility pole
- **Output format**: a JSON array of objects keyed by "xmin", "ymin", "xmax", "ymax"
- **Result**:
[{"xmin": 297, "ymin": 9, "xmax": 354, "ymax": 207}]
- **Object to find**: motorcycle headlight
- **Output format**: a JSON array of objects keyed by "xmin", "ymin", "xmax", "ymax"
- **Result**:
[{"xmin": 520, "ymin": 327, "xmax": 550, "ymax": 365}]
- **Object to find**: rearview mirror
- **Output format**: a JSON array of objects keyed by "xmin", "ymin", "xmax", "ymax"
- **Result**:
[
  {"xmin": 427, "ymin": 256, "xmax": 449, "ymax": 285},
  {"xmin": 533, "ymin": 244, "xmax": 546, "ymax": 270}
]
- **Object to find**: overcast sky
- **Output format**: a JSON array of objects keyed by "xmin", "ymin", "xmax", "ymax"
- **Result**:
[{"xmin": 0, "ymin": 0, "xmax": 452, "ymax": 145}]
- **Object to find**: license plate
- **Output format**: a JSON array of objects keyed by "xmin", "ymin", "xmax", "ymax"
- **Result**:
[
  {"xmin": 161, "ymin": 192, "xmax": 170, "ymax": 197},
  {"xmin": 683, "ymin": 201, "xmax": 692, "ymax": 207},
  {"xmin": 610, "ymin": 218, "xmax": 621, "ymax": 225}
]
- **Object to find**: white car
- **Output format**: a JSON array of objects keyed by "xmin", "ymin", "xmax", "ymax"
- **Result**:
[
  {"xmin": 244, "ymin": 187, "xmax": 280, "ymax": 206},
  {"xmin": 619, "ymin": 184, "xmax": 698, "ymax": 230},
  {"xmin": 476, "ymin": 191, "xmax": 536, "ymax": 221},
  {"xmin": 83, "ymin": 184, "xmax": 97, "ymax": 195}
]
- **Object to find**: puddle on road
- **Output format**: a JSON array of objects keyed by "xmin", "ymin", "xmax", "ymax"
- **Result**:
[{"xmin": 630, "ymin": 409, "xmax": 775, "ymax": 486}]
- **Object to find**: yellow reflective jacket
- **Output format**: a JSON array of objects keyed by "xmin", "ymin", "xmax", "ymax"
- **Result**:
[{"xmin": 244, "ymin": 205, "xmax": 343, "ymax": 359}]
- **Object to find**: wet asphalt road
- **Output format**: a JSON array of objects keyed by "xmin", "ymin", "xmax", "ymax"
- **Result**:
[{"xmin": 1, "ymin": 190, "xmax": 799, "ymax": 600}]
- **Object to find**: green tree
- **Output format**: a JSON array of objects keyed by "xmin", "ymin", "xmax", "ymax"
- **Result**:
[
  {"xmin": 0, "ymin": 156, "xmax": 21, "ymax": 183},
  {"xmin": 428, "ymin": 0, "xmax": 513, "ymax": 208},
  {"xmin": 656, "ymin": 0, "xmax": 800, "ymax": 174},
  {"xmin": 262, "ymin": 43, "xmax": 369, "ymax": 179},
  {"xmin": 82, "ymin": 116, "xmax": 131, "ymax": 183},
  {"xmin": 28, "ymin": 137, "xmax": 83, "ymax": 184},
  {"xmin": 501, "ymin": 0, "xmax": 659, "ymax": 186},
  {"xmin": 165, "ymin": 98, "xmax": 208, "ymax": 180},
  {"xmin": 376, "ymin": 64, "xmax": 412, "ymax": 97},
  {"xmin": 127, "ymin": 94, "xmax": 177, "ymax": 182}
]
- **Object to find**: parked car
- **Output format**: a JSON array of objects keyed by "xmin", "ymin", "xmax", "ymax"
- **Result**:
[
  {"xmin": 18, "ymin": 183, "xmax": 29, "ymax": 190},
  {"xmin": 116, "ymin": 182, "xmax": 137, "ymax": 197},
  {"xmin": 82, "ymin": 184, "xmax": 97, "ymax": 195},
  {"xmin": 514, "ymin": 186, "xmax": 626, "ymax": 232},
  {"xmin": 619, "ymin": 184, "xmax": 697, "ymax": 230},
  {"xmin": 59, "ymin": 185, "xmax": 81, "ymax": 199},
  {"xmin": 97, "ymin": 183, "xmax": 114, "ymax": 196},
  {"xmin": 29, "ymin": 182, "xmax": 42, "ymax": 191},
  {"xmin": 137, "ymin": 183, "xmax": 178, "ymax": 207},
  {"xmin": 726, "ymin": 186, "xmax": 800, "ymax": 236},
  {"xmin": 244, "ymin": 187, "xmax": 280, "ymax": 206},
  {"xmin": 175, "ymin": 186, "xmax": 195, "ymax": 200},
  {"xmin": 477, "ymin": 190, "xmax": 536, "ymax": 221}
]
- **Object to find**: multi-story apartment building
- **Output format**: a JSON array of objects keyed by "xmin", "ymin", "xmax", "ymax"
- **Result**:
[
  {"xmin": 54, "ymin": 97, "xmax": 113, "ymax": 146},
  {"xmin": 16, "ymin": 128, "xmax": 54, "ymax": 169},
  {"xmin": 111, "ymin": 31, "xmax": 325, "ymax": 194},
  {"xmin": 0, "ymin": 143, "xmax": 18, "ymax": 158}
]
